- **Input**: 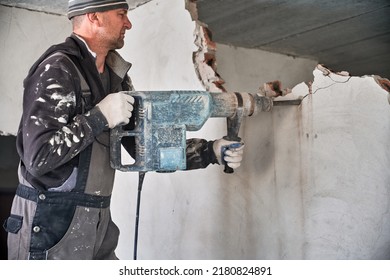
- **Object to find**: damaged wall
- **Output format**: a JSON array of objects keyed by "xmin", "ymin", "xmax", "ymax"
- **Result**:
[
  {"xmin": 239, "ymin": 66, "xmax": 390, "ymax": 259},
  {"xmin": 111, "ymin": 0, "xmax": 319, "ymax": 259},
  {"xmin": 112, "ymin": 0, "xmax": 390, "ymax": 260},
  {"xmin": 299, "ymin": 69, "xmax": 390, "ymax": 259},
  {"xmin": 1, "ymin": 0, "xmax": 389, "ymax": 260}
]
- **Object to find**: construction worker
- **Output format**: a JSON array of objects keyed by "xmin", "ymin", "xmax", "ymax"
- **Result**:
[{"xmin": 3, "ymin": 0, "xmax": 244, "ymax": 260}]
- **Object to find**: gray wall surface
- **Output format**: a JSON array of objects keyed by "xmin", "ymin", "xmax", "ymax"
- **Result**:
[{"xmin": 1, "ymin": 0, "xmax": 389, "ymax": 260}]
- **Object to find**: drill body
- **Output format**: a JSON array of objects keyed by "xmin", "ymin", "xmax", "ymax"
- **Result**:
[{"xmin": 110, "ymin": 90, "xmax": 272, "ymax": 172}]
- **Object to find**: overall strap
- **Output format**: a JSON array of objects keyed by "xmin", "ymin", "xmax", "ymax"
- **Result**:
[
  {"xmin": 42, "ymin": 52, "xmax": 94, "ymax": 193},
  {"xmin": 47, "ymin": 52, "xmax": 90, "ymax": 114}
]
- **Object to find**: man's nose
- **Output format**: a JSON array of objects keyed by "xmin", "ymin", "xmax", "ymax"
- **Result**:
[{"xmin": 124, "ymin": 16, "xmax": 132, "ymax": 30}]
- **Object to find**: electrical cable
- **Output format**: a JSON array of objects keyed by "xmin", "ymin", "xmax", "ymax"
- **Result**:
[{"xmin": 133, "ymin": 171, "xmax": 146, "ymax": 260}]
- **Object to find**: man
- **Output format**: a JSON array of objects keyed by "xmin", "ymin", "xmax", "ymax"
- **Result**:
[{"xmin": 3, "ymin": 0, "xmax": 244, "ymax": 260}]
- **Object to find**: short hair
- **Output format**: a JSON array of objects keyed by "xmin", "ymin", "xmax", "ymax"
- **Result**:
[{"xmin": 71, "ymin": 15, "xmax": 84, "ymax": 30}]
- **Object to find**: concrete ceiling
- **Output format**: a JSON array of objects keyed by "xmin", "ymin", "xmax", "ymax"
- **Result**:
[
  {"xmin": 0, "ymin": 0, "xmax": 152, "ymax": 13},
  {"xmin": 197, "ymin": 0, "xmax": 390, "ymax": 78},
  {"xmin": 1, "ymin": 0, "xmax": 389, "ymax": 78}
]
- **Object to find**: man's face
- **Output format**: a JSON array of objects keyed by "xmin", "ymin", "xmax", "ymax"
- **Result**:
[{"xmin": 97, "ymin": 8, "xmax": 132, "ymax": 50}]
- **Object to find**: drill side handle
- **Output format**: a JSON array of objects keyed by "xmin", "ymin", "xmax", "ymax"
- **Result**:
[
  {"xmin": 223, "ymin": 93, "xmax": 244, "ymax": 174},
  {"xmin": 222, "ymin": 135, "xmax": 242, "ymax": 173}
]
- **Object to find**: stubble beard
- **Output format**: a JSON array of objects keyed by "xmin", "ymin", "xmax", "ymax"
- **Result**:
[
  {"xmin": 116, "ymin": 37, "xmax": 125, "ymax": 49},
  {"xmin": 99, "ymin": 32, "xmax": 125, "ymax": 50}
]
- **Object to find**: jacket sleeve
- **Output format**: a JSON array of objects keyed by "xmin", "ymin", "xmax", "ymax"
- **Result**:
[
  {"xmin": 20, "ymin": 54, "xmax": 107, "ymax": 177},
  {"xmin": 185, "ymin": 138, "xmax": 219, "ymax": 170}
]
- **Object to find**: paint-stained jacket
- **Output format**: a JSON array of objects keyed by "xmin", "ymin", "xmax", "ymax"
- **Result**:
[{"xmin": 17, "ymin": 34, "xmax": 218, "ymax": 191}]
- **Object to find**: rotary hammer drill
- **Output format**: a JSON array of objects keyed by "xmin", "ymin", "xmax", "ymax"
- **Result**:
[{"xmin": 109, "ymin": 90, "xmax": 279, "ymax": 173}]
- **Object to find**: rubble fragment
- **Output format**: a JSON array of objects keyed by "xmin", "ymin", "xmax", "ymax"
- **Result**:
[
  {"xmin": 373, "ymin": 76, "xmax": 390, "ymax": 93},
  {"xmin": 185, "ymin": 0, "xmax": 226, "ymax": 92}
]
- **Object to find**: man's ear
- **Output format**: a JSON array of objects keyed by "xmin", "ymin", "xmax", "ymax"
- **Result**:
[{"xmin": 86, "ymin": 12, "xmax": 100, "ymax": 25}]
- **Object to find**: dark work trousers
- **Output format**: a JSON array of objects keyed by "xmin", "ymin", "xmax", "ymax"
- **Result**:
[{"xmin": 4, "ymin": 132, "xmax": 119, "ymax": 260}]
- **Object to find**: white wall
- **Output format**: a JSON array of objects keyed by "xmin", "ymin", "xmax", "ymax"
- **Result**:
[
  {"xmin": 216, "ymin": 44, "xmax": 316, "ymax": 91},
  {"xmin": 1, "ymin": 0, "xmax": 389, "ymax": 260},
  {"xmin": 0, "ymin": 5, "xmax": 71, "ymax": 135},
  {"xmin": 113, "ymin": 0, "xmax": 390, "ymax": 259},
  {"xmin": 301, "ymin": 70, "xmax": 390, "ymax": 259}
]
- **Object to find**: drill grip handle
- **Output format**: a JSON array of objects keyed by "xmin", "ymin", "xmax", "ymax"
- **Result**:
[
  {"xmin": 224, "ymin": 163, "xmax": 234, "ymax": 174},
  {"xmin": 222, "ymin": 136, "xmax": 242, "ymax": 174}
]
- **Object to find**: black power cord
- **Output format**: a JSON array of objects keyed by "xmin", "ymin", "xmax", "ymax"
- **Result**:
[{"xmin": 133, "ymin": 171, "xmax": 146, "ymax": 260}]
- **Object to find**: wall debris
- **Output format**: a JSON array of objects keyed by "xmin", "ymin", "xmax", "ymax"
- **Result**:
[
  {"xmin": 185, "ymin": 0, "xmax": 292, "ymax": 99},
  {"xmin": 373, "ymin": 76, "xmax": 390, "ymax": 93},
  {"xmin": 185, "ymin": 0, "xmax": 226, "ymax": 92}
]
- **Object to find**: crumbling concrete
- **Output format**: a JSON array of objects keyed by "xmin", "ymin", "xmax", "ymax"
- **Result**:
[
  {"xmin": 186, "ymin": 0, "xmax": 225, "ymax": 92},
  {"xmin": 2, "ymin": 0, "xmax": 388, "ymax": 260},
  {"xmin": 186, "ymin": 0, "xmax": 291, "ymax": 100}
]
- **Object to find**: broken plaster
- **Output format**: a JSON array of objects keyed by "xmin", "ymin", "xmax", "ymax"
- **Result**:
[
  {"xmin": 271, "ymin": 64, "xmax": 390, "ymax": 107},
  {"xmin": 373, "ymin": 76, "xmax": 390, "ymax": 93},
  {"xmin": 185, "ymin": 0, "xmax": 226, "ymax": 92},
  {"xmin": 0, "ymin": 130, "xmax": 12, "ymax": 136},
  {"xmin": 185, "ymin": 0, "xmax": 304, "ymax": 100},
  {"xmin": 185, "ymin": 0, "xmax": 390, "ymax": 107}
]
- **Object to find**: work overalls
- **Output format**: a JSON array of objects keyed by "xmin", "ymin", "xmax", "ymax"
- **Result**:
[
  {"xmin": 5, "ymin": 133, "xmax": 118, "ymax": 260},
  {"xmin": 3, "ymin": 47, "xmax": 132, "ymax": 259}
]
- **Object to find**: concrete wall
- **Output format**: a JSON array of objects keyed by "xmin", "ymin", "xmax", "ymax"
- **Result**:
[
  {"xmin": 0, "ymin": 5, "xmax": 71, "ymax": 135},
  {"xmin": 1, "ymin": 0, "xmax": 389, "ymax": 260},
  {"xmin": 111, "ymin": 0, "xmax": 317, "ymax": 259}
]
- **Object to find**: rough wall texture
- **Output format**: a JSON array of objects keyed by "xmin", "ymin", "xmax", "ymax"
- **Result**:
[
  {"xmin": 301, "ymin": 68, "xmax": 390, "ymax": 259},
  {"xmin": 1, "ymin": 0, "xmax": 389, "ymax": 260}
]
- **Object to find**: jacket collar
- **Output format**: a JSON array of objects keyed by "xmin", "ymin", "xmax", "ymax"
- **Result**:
[
  {"xmin": 25, "ymin": 34, "xmax": 133, "ymax": 103},
  {"xmin": 106, "ymin": 50, "xmax": 132, "ymax": 82},
  {"xmin": 71, "ymin": 33, "xmax": 132, "ymax": 81}
]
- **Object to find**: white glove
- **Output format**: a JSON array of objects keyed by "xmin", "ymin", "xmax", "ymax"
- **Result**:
[
  {"xmin": 213, "ymin": 138, "xmax": 244, "ymax": 169},
  {"xmin": 97, "ymin": 91, "xmax": 134, "ymax": 128}
]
